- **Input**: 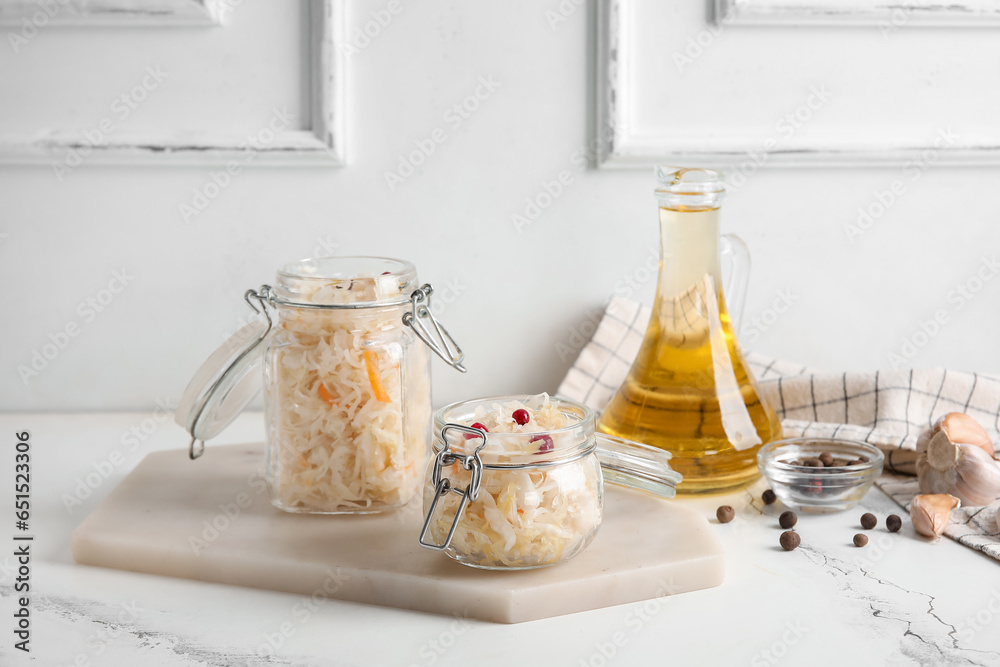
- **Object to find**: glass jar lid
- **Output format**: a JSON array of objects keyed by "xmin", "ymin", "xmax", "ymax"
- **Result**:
[
  {"xmin": 273, "ymin": 256, "xmax": 419, "ymax": 308},
  {"xmin": 174, "ymin": 314, "xmax": 270, "ymax": 459}
]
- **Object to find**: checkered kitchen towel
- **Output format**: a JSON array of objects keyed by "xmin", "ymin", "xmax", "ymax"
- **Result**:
[{"xmin": 557, "ymin": 296, "xmax": 1000, "ymax": 561}]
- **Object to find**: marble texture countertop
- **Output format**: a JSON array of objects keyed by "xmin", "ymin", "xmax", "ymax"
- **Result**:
[{"xmin": 2, "ymin": 412, "xmax": 998, "ymax": 667}]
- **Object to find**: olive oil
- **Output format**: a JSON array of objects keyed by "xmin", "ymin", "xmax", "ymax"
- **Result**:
[{"xmin": 597, "ymin": 169, "xmax": 781, "ymax": 493}]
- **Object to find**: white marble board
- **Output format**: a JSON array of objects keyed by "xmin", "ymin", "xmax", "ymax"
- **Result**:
[{"xmin": 71, "ymin": 444, "xmax": 724, "ymax": 624}]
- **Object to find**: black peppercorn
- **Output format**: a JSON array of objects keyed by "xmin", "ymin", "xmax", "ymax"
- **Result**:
[
  {"xmin": 854, "ymin": 533, "xmax": 869, "ymax": 547},
  {"xmin": 762, "ymin": 489, "xmax": 777, "ymax": 505},
  {"xmin": 779, "ymin": 510, "xmax": 797, "ymax": 529},
  {"xmin": 780, "ymin": 531, "xmax": 800, "ymax": 551},
  {"xmin": 860, "ymin": 513, "xmax": 877, "ymax": 530},
  {"xmin": 716, "ymin": 505, "xmax": 735, "ymax": 523},
  {"xmin": 886, "ymin": 514, "xmax": 902, "ymax": 533}
]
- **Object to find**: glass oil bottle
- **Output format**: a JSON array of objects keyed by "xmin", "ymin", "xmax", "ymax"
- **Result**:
[{"xmin": 597, "ymin": 167, "xmax": 782, "ymax": 493}]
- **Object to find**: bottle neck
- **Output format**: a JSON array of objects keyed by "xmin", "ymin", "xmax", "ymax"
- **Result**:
[{"xmin": 656, "ymin": 205, "xmax": 723, "ymax": 302}]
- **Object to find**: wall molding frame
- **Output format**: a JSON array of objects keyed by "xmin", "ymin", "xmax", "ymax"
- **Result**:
[
  {"xmin": 596, "ymin": 0, "xmax": 1000, "ymax": 169},
  {"xmin": 713, "ymin": 0, "xmax": 1000, "ymax": 27},
  {"xmin": 0, "ymin": 0, "xmax": 346, "ymax": 167},
  {"xmin": 0, "ymin": 0, "xmax": 225, "ymax": 27}
]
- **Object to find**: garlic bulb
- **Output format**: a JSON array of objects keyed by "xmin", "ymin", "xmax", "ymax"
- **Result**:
[
  {"xmin": 916, "ymin": 413, "xmax": 1000, "ymax": 507},
  {"xmin": 910, "ymin": 494, "xmax": 960, "ymax": 538}
]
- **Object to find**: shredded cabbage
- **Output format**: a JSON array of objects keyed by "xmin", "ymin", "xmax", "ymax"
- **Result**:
[
  {"xmin": 266, "ymin": 277, "xmax": 430, "ymax": 513},
  {"xmin": 425, "ymin": 395, "xmax": 603, "ymax": 568}
]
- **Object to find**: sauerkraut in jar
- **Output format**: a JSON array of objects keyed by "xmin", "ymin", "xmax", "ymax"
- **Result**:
[
  {"xmin": 420, "ymin": 395, "xmax": 604, "ymax": 569},
  {"xmin": 264, "ymin": 258, "xmax": 433, "ymax": 514}
]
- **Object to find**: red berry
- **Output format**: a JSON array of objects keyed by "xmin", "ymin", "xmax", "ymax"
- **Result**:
[
  {"xmin": 512, "ymin": 409, "xmax": 530, "ymax": 425},
  {"xmin": 465, "ymin": 422, "xmax": 489, "ymax": 439},
  {"xmin": 531, "ymin": 434, "xmax": 554, "ymax": 453}
]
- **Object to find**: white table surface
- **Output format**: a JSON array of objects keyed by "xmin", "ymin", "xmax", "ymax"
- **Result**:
[{"xmin": 2, "ymin": 412, "xmax": 998, "ymax": 667}]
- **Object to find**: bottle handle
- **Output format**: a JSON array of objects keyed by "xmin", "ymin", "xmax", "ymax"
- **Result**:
[{"xmin": 720, "ymin": 234, "xmax": 751, "ymax": 330}]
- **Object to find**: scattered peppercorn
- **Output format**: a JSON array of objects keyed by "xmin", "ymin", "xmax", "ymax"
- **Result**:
[
  {"xmin": 780, "ymin": 531, "xmax": 800, "ymax": 551},
  {"xmin": 762, "ymin": 489, "xmax": 777, "ymax": 505},
  {"xmin": 860, "ymin": 513, "xmax": 877, "ymax": 530},
  {"xmin": 512, "ymin": 409, "xmax": 530, "ymax": 425},
  {"xmin": 779, "ymin": 511, "xmax": 797, "ymax": 529},
  {"xmin": 886, "ymin": 514, "xmax": 902, "ymax": 533},
  {"xmin": 716, "ymin": 505, "xmax": 735, "ymax": 523},
  {"xmin": 781, "ymin": 456, "xmax": 857, "ymax": 468},
  {"xmin": 854, "ymin": 533, "xmax": 869, "ymax": 547}
]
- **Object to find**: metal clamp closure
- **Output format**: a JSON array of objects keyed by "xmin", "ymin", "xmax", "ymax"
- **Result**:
[
  {"xmin": 418, "ymin": 424, "xmax": 486, "ymax": 551},
  {"xmin": 403, "ymin": 285, "xmax": 467, "ymax": 373},
  {"xmin": 245, "ymin": 285, "xmax": 274, "ymax": 332}
]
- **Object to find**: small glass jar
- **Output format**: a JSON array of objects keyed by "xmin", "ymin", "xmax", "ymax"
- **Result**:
[
  {"xmin": 176, "ymin": 256, "xmax": 466, "ymax": 516},
  {"xmin": 419, "ymin": 395, "xmax": 681, "ymax": 570}
]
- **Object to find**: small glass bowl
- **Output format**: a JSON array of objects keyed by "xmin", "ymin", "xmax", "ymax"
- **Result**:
[{"xmin": 757, "ymin": 438, "xmax": 884, "ymax": 513}]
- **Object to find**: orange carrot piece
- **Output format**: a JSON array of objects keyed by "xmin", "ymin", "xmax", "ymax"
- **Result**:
[
  {"xmin": 363, "ymin": 350, "xmax": 392, "ymax": 402},
  {"xmin": 318, "ymin": 382, "xmax": 337, "ymax": 405}
]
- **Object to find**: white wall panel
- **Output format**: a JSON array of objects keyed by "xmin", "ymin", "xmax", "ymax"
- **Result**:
[
  {"xmin": 1, "ymin": 0, "xmax": 1000, "ymax": 414},
  {"xmin": 600, "ymin": 0, "xmax": 1000, "ymax": 167}
]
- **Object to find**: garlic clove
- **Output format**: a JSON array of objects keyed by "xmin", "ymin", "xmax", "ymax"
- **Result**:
[
  {"xmin": 916, "ymin": 458, "xmax": 959, "ymax": 497},
  {"xmin": 925, "ymin": 430, "xmax": 961, "ymax": 472},
  {"xmin": 939, "ymin": 412, "xmax": 996, "ymax": 460},
  {"xmin": 910, "ymin": 493, "xmax": 960, "ymax": 538},
  {"xmin": 953, "ymin": 444, "xmax": 1000, "ymax": 507},
  {"xmin": 916, "ymin": 412, "xmax": 1000, "ymax": 507}
]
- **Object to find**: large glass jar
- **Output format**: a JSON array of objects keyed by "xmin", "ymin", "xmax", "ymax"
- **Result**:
[
  {"xmin": 177, "ymin": 256, "xmax": 466, "ymax": 516},
  {"xmin": 264, "ymin": 257, "xmax": 437, "ymax": 514},
  {"xmin": 418, "ymin": 395, "xmax": 682, "ymax": 570}
]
